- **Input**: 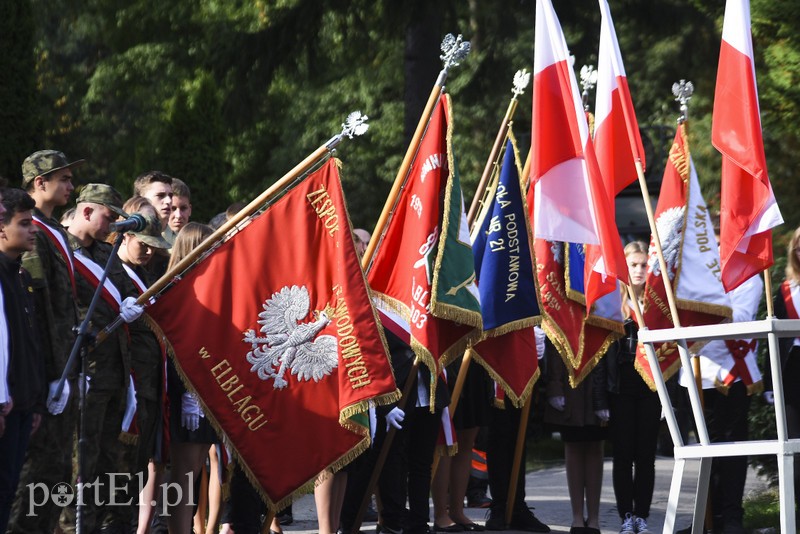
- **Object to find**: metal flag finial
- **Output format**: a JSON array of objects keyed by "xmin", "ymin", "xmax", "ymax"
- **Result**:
[
  {"xmin": 672, "ymin": 79, "xmax": 694, "ymax": 123},
  {"xmin": 580, "ymin": 64, "xmax": 598, "ymax": 111},
  {"xmin": 341, "ymin": 111, "xmax": 369, "ymax": 139},
  {"xmin": 325, "ymin": 111, "xmax": 369, "ymax": 150},
  {"xmin": 440, "ymin": 33, "xmax": 471, "ymax": 71},
  {"xmin": 512, "ymin": 69, "xmax": 531, "ymax": 97}
]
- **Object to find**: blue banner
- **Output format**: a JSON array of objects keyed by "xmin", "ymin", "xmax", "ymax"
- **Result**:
[
  {"xmin": 566, "ymin": 242, "xmax": 585, "ymax": 297},
  {"xmin": 472, "ymin": 139, "xmax": 539, "ymax": 331}
]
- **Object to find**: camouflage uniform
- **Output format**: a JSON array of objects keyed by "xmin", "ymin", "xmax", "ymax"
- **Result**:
[
  {"xmin": 118, "ymin": 218, "xmax": 170, "ymax": 520},
  {"xmin": 58, "ymin": 185, "xmax": 139, "ymax": 534},
  {"xmin": 9, "ymin": 152, "xmax": 83, "ymax": 534}
]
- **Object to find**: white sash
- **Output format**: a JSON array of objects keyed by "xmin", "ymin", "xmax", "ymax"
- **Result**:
[{"xmin": 73, "ymin": 249, "xmax": 122, "ymax": 312}]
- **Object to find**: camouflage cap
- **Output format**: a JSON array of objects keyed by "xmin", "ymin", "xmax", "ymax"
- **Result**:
[
  {"xmin": 76, "ymin": 184, "xmax": 127, "ymax": 218},
  {"xmin": 21, "ymin": 150, "xmax": 85, "ymax": 188},
  {"xmin": 130, "ymin": 213, "xmax": 170, "ymax": 249}
]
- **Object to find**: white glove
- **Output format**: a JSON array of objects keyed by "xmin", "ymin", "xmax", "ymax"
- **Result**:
[
  {"xmin": 764, "ymin": 391, "xmax": 774, "ymax": 405},
  {"xmin": 595, "ymin": 409, "xmax": 610, "ymax": 423},
  {"xmin": 385, "ymin": 407, "xmax": 405, "ymax": 431},
  {"xmin": 120, "ymin": 297, "xmax": 145, "ymax": 323},
  {"xmin": 47, "ymin": 380, "xmax": 70, "ymax": 415},
  {"xmin": 548, "ymin": 396, "xmax": 566, "ymax": 411},
  {"xmin": 181, "ymin": 391, "xmax": 204, "ymax": 431},
  {"xmin": 121, "ymin": 375, "xmax": 138, "ymax": 432}
]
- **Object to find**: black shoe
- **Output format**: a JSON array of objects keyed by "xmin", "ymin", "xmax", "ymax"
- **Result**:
[
  {"xmin": 276, "ymin": 511, "xmax": 293, "ymax": 526},
  {"xmin": 434, "ymin": 524, "xmax": 465, "ymax": 533},
  {"xmin": 508, "ymin": 508, "xmax": 550, "ymax": 533},
  {"xmin": 484, "ymin": 510, "xmax": 506, "ymax": 531}
]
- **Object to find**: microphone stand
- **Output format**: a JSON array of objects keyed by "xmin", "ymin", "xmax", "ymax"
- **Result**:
[{"xmin": 53, "ymin": 232, "xmax": 126, "ymax": 534}]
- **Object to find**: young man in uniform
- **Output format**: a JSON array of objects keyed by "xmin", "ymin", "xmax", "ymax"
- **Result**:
[
  {"xmin": 59, "ymin": 184, "xmax": 143, "ymax": 534},
  {"xmin": 8, "ymin": 151, "xmax": 83, "ymax": 534}
]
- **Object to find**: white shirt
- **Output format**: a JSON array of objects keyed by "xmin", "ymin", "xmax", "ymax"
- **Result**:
[{"xmin": 680, "ymin": 274, "xmax": 763, "ymax": 390}]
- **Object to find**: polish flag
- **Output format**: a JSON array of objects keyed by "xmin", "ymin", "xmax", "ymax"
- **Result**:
[
  {"xmin": 712, "ymin": 0, "xmax": 782, "ymax": 291},
  {"xmin": 529, "ymin": 0, "xmax": 628, "ymax": 310},
  {"xmin": 594, "ymin": 0, "xmax": 645, "ymax": 196}
]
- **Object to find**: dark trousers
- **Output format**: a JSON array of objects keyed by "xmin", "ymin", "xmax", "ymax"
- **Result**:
[
  {"xmin": 609, "ymin": 366, "xmax": 661, "ymax": 519},
  {"xmin": 784, "ymin": 354, "xmax": 800, "ymax": 506},
  {"xmin": 339, "ymin": 443, "xmax": 376, "ymax": 532},
  {"xmin": 0, "ymin": 409, "xmax": 34, "ymax": 532},
  {"xmin": 222, "ymin": 464, "xmax": 266, "ymax": 534},
  {"xmin": 59, "ymin": 387, "xmax": 126, "ymax": 534},
  {"xmin": 486, "ymin": 398, "xmax": 527, "ymax": 519},
  {"xmin": 9, "ymin": 380, "xmax": 78, "ymax": 534},
  {"xmin": 705, "ymin": 382, "xmax": 750, "ymax": 526},
  {"xmin": 378, "ymin": 406, "xmax": 440, "ymax": 534}
]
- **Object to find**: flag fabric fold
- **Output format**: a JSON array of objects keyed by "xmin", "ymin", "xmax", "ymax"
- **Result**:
[
  {"xmin": 594, "ymin": 0, "xmax": 646, "ymax": 197},
  {"xmin": 469, "ymin": 135, "xmax": 540, "ymax": 406},
  {"xmin": 145, "ymin": 159, "xmax": 400, "ymax": 509},
  {"xmin": 533, "ymin": 238, "xmax": 622, "ymax": 386},
  {"xmin": 530, "ymin": 0, "xmax": 628, "ymax": 312},
  {"xmin": 368, "ymin": 93, "xmax": 482, "ymax": 400},
  {"xmin": 635, "ymin": 125, "xmax": 733, "ymax": 387},
  {"xmin": 712, "ymin": 0, "xmax": 782, "ymax": 291}
]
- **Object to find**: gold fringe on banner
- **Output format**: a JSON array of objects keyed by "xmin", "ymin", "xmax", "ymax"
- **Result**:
[
  {"xmin": 142, "ymin": 313, "xmax": 373, "ymax": 512},
  {"xmin": 469, "ymin": 348, "xmax": 540, "ymax": 408}
]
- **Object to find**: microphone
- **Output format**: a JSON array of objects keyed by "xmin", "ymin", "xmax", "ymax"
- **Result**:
[{"xmin": 109, "ymin": 213, "xmax": 147, "ymax": 233}]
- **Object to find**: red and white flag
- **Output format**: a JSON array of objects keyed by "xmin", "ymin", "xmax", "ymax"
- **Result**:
[
  {"xmin": 529, "ymin": 0, "xmax": 628, "ymax": 311},
  {"xmin": 594, "ymin": 0, "xmax": 645, "ymax": 196},
  {"xmin": 635, "ymin": 125, "xmax": 732, "ymax": 387},
  {"xmin": 712, "ymin": 0, "xmax": 782, "ymax": 291}
]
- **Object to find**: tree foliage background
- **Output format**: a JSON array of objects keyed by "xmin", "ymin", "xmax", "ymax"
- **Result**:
[{"xmin": 2, "ymin": 0, "xmax": 798, "ymax": 233}]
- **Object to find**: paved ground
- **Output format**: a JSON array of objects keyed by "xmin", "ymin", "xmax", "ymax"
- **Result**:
[{"xmin": 280, "ymin": 456, "xmax": 768, "ymax": 534}]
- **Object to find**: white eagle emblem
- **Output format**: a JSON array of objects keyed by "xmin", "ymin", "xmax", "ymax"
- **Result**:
[
  {"xmin": 648, "ymin": 206, "xmax": 685, "ymax": 279},
  {"xmin": 243, "ymin": 285, "xmax": 338, "ymax": 389}
]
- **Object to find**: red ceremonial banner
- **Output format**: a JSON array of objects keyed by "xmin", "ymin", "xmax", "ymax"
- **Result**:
[
  {"xmin": 534, "ymin": 238, "xmax": 621, "ymax": 386},
  {"xmin": 145, "ymin": 159, "xmax": 399, "ymax": 509},
  {"xmin": 369, "ymin": 94, "xmax": 479, "ymax": 385}
]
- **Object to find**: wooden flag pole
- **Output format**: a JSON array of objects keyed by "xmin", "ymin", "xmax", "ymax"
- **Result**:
[
  {"xmin": 466, "ymin": 69, "xmax": 531, "ymax": 226},
  {"xmin": 362, "ymin": 34, "xmax": 471, "ymax": 271},
  {"xmin": 260, "ymin": 510, "xmax": 277, "ymax": 534},
  {"xmin": 432, "ymin": 70, "xmax": 533, "ymax": 479},
  {"xmin": 634, "ymin": 82, "xmax": 714, "ymax": 530},
  {"xmin": 90, "ymin": 112, "xmax": 370, "ymax": 349},
  {"xmin": 144, "ymin": 114, "xmax": 368, "ymax": 304},
  {"xmin": 351, "ymin": 359, "xmax": 421, "ymax": 534},
  {"xmin": 353, "ymin": 33, "xmax": 472, "ymax": 531},
  {"xmin": 504, "ymin": 393, "xmax": 533, "ymax": 527},
  {"xmin": 498, "ymin": 146, "xmax": 533, "ymax": 526}
]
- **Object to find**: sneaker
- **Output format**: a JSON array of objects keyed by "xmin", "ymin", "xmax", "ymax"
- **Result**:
[
  {"xmin": 619, "ymin": 513, "xmax": 635, "ymax": 534},
  {"xmin": 508, "ymin": 508, "xmax": 550, "ymax": 533},
  {"xmin": 633, "ymin": 516, "xmax": 650, "ymax": 534}
]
